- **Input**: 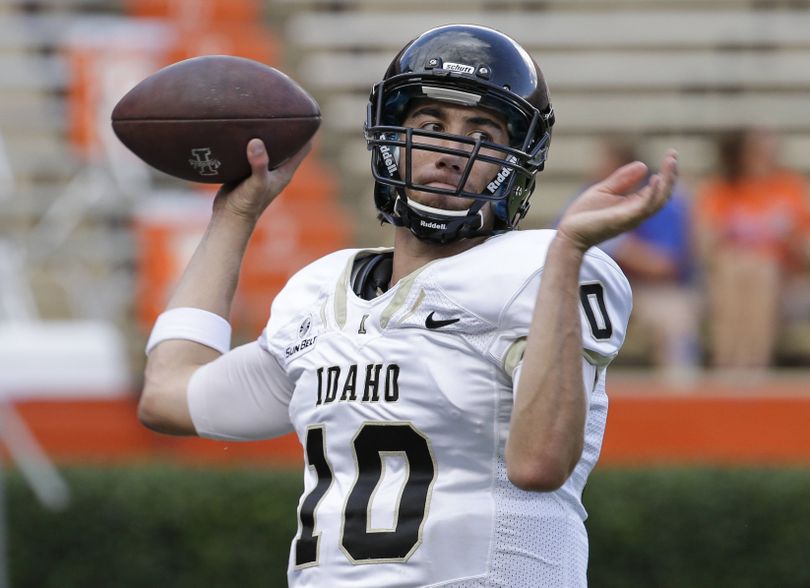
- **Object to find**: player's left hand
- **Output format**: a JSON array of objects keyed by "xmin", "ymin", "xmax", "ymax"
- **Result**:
[{"xmin": 556, "ymin": 149, "xmax": 678, "ymax": 252}]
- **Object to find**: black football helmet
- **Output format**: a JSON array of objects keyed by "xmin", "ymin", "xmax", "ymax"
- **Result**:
[{"xmin": 365, "ymin": 24, "xmax": 555, "ymax": 243}]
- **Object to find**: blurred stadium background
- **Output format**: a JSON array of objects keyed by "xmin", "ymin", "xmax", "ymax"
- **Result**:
[{"xmin": 0, "ymin": 0, "xmax": 809, "ymax": 586}]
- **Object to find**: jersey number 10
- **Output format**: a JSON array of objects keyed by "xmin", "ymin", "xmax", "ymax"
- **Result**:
[{"xmin": 295, "ymin": 422, "xmax": 436, "ymax": 567}]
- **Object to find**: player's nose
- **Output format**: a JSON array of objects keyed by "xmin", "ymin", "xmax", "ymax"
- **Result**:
[{"xmin": 433, "ymin": 138, "xmax": 472, "ymax": 173}]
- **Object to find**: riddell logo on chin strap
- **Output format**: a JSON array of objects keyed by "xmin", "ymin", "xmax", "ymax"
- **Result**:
[{"xmin": 420, "ymin": 220, "xmax": 447, "ymax": 230}]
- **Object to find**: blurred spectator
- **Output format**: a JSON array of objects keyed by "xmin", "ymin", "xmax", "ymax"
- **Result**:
[
  {"xmin": 575, "ymin": 137, "xmax": 701, "ymax": 380},
  {"xmin": 695, "ymin": 128, "xmax": 810, "ymax": 370}
]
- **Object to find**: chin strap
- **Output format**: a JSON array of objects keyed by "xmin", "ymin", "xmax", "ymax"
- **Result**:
[{"xmin": 392, "ymin": 193, "xmax": 491, "ymax": 244}]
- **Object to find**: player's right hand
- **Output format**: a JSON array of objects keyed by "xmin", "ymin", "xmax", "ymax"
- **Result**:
[{"xmin": 213, "ymin": 138, "xmax": 312, "ymax": 222}]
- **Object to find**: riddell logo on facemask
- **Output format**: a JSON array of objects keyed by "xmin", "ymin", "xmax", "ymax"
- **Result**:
[
  {"xmin": 487, "ymin": 155, "xmax": 519, "ymax": 193},
  {"xmin": 379, "ymin": 145, "xmax": 398, "ymax": 175},
  {"xmin": 420, "ymin": 220, "xmax": 447, "ymax": 230}
]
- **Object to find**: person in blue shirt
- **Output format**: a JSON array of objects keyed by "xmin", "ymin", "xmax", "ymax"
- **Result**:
[{"xmin": 574, "ymin": 137, "xmax": 700, "ymax": 381}]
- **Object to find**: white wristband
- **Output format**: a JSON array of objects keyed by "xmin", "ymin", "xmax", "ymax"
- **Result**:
[{"xmin": 145, "ymin": 307, "xmax": 232, "ymax": 355}]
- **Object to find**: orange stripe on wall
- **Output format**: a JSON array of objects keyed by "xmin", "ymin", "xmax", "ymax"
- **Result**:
[
  {"xmin": 3, "ymin": 376, "xmax": 810, "ymax": 467},
  {"xmin": 1, "ymin": 398, "xmax": 302, "ymax": 467},
  {"xmin": 601, "ymin": 394, "xmax": 810, "ymax": 465}
]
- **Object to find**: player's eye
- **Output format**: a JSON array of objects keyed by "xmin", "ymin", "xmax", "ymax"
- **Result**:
[
  {"xmin": 420, "ymin": 122, "xmax": 444, "ymax": 133},
  {"xmin": 469, "ymin": 130, "xmax": 493, "ymax": 142}
]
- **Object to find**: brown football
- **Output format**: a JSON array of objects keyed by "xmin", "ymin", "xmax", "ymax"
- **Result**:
[{"xmin": 111, "ymin": 55, "xmax": 320, "ymax": 184}]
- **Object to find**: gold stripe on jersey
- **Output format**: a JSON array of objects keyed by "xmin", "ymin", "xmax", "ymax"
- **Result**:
[
  {"xmin": 335, "ymin": 255, "xmax": 354, "ymax": 329},
  {"xmin": 502, "ymin": 336, "xmax": 528, "ymax": 376},
  {"xmin": 582, "ymin": 347, "xmax": 613, "ymax": 367},
  {"xmin": 380, "ymin": 267, "xmax": 428, "ymax": 328},
  {"xmin": 398, "ymin": 288, "xmax": 426, "ymax": 325}
]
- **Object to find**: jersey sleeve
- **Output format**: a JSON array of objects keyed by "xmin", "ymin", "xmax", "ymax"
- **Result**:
[
  {"xmin": 576, "ymin": 249, "xmax": 633, "ymax": 365},
  {"xmin": 490, "ymin": 245, "xmax": 632, "ymax": 372},
  {"xmin": 188, "ymin": 250, "xmax": 357, "ymax": 441},
  {"xmin": 187, "ymin": 341, "xmax": 294, "ymax": 441},
  {"xmin": 259, "ymin": 248, "xmax": 356, "ymax": 357}
]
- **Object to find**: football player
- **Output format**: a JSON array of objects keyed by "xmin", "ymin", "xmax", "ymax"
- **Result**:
[{"xmin": 138, "ymin": 24, "xmax": 677, "ymax": 587}]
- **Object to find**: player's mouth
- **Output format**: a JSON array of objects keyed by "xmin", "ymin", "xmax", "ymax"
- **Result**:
[
  {"xmin": 416, "ymin": 172, "xmax": 465, "ymax": 192},
  {"xmin": 424, "ymin": 182, "xmax": 457, "ymax": 191}
]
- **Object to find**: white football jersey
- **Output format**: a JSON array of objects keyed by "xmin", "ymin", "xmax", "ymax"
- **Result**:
[{"xmin": 188, "ymin": 229, "xmax": 631, "ymax": 587}]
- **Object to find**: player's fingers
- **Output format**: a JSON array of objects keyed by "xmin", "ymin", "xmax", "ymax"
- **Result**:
[
  {"xmin": 651, "ymin": 150, "xmax": 679, "ymax": 205},
  {"xmin": 662, "ymin": 149, "xmax": 679, "ymax": 190},
  {"xmin": 275, "ymin": 140, "xmax": 313, "ymax": 176},
  {"xmin": 640, "ymin": 174, "xmax": 666, "ymax": 215},
  {"xmin": 599, "ymin": 161, "xmax": 648, "ymax": 195},
  {"xmin": 631, "ymin": 151, "xmax": 678, "ymax": 220},
  {"xmin": 261, "ymin": 141, "xmax": 313, "ymax": 198},
  {"xmin": 639, "ymin": 149, "xmax": 678, "ymax": 195},
  {"xmin": 246, "ymin": 138, "xmax": 270, "ymax": 177}
]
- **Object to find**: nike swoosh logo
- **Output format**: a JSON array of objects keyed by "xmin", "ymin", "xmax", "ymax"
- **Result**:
[{"xmin": 425, "ymin": 311, "xmax": 460, "ymax": 329}]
